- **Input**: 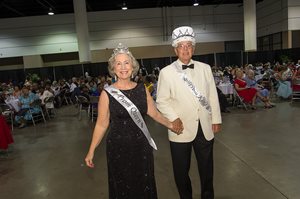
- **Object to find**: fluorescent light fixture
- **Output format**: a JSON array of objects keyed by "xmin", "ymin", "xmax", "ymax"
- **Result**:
[
  {"xmin": 193, "ymin": 0, "xmax": 199, "ymax": 6},
  {"xmin": 122, "ymin": 2, "xmax": 127, "ymax": 10},
  {"xmin": 48, "ymin": 8, "xmax": 54, "ymax": 15}
]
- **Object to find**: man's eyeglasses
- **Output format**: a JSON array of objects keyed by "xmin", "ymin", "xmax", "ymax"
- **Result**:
[{"xmin": 177, "ymin": 43, "xmax": 194, "ymax": 49}]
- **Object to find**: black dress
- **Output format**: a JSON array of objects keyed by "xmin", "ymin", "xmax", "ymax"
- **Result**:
[{"xmin": 105, "ymin": 83, "xmax": 157, "ymax": 199}]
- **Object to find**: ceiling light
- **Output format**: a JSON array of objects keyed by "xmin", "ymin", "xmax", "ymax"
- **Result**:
[
  {"xmin": 48, "ymin": 8, "xmax": 54, "ymax": 15},
  {"xmin": 193, "ymin": 0, "xmax": 199, "ymax": 6},
  {"xmin": 122, "ymin": 2, "xmax": 127, "ymax": 10}
]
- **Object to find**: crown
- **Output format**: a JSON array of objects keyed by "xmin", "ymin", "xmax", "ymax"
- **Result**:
[
  {"xmin": 171, "ymin": 26, "xmax": 195, "ymax": 47},
  {"xmin": 172, "ymin": 26, "xmax": 195, "ymax": 40},
  {"xmin": 112, "ymin": 43, "xmax": 130, "ymax": 56}
]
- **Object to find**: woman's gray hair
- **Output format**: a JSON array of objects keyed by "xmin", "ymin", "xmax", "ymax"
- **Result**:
[{"xmin": 108, "ymin": 51, "xmax": 140, "ymax": 78}]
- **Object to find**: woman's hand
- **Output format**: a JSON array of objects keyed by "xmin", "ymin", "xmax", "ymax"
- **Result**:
[{"xmin": 85, "ymin": 152, "xmax": 95, "ymax": 168}]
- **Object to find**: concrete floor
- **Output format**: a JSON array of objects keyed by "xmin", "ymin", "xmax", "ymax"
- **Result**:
[{"xmin": 0, "ymin": 101, "xmax": 300, "ymax": 199}]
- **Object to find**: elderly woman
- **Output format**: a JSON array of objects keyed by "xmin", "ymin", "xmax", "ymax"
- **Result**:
[
  {"xmin": 85, "ymin": 43, "xmax": 180, "ymax": 199},
  {"xmin": 15, "ymin": 87, "xmax": 40, "ymax": 128},
  {"xmin": 275, "ymin": 65, "xmax": 293, "ymax": 99},
  {"xmin": 39, "ymin": 84, "xmax": 55, "ymax": 111},
  {"xmin": 244, "ymin": 69, "xmax": 274, "ymax": 108},
  {"xmin": 234, "ymin": 68, "xmax": 269, "ymax": 110},
  {"xmin": 234, "ymin": 69, "xmax": 258, "ymax": 109}
]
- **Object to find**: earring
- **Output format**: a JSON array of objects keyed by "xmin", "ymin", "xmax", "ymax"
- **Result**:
[
  {"xmin": 114, "ymin": 75, "xmax": 118, "ymax": 81},
  {"xmin": 131, "ymin": 74, "xmax": 134, "ymax": 79}
]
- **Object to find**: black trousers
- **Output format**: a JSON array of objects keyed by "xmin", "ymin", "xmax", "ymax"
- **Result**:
[{"xmin": 170, "ymin": 123, "xmax": 214, "ymax": 199}]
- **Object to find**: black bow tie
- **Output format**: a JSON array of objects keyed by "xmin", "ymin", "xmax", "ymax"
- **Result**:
[{"xmin": 182, "ymin": 64, "xmax": 194, "ymax": 70}]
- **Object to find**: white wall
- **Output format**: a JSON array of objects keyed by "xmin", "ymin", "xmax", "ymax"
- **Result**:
[
  {"xmin": 0, "ymin": 14, "xmax": 77, "ymax": 58},
  {"xmin": 0, "ymin": 4, "xmax": 244, "ymax": 59},
  {"xmin": 287, "ymin": 0, "xmax": 300, "ymax": 30},
  {"xmin": 257, "ymin": 0, "xmax": 288, "ymax": 37},
  {"xmin": 1, "ymin": 1, "xmax": 298, "ymax": 61}
]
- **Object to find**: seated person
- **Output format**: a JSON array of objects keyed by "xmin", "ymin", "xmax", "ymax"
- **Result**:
[
  {"xmin": 216, "ymin": 87, "xmax": 230, "ymax": 113},
  {"xmin": 91, "ymin": 83, "xmax": 104, "ymax": 97},
  {"xmin": 79, "ymin": 86, "xmax": 90, "ymax": 108},
  {"xmin": 13, "ymin": 85, "xmax": 22, "ymax": 98},
  {"xmin": 15, "ymin": 87, "xmax": 40, "ymax": 128},
  {"xmin": 275, "ymin": 65, "xmax": 292, "ymax": 99},
  {"xmin": 234, "ymin": 69, "xmax": 258, "ymax": 109},
  {"xmin": 39, "ymin": 85, "xmax": 55, "ymax": 113},
  {"xmin": 234, "ymin": 69, "xmax": 270, "ymax": 109},
  {"xmin": 244, "ymin": 69, "xmax": 274, "ymax": 108},
  {"xmin": 292, "ymin": 67, "xmax": 300, "ymax": 90},
  {"xmin": 51, "ymin": 81, "xmax": 60, "ymax": 96},
  {"xmin": 292, "ymin": 66, "xmax": 300, "ymax": 80}
]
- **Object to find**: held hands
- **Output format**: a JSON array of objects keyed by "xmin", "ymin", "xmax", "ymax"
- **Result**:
[
  {"xmin": 170, "ymin": 118, "xmax": 184, "ymax": 135},
  {"xmin": 85, "ymin": 152, "xmax": 95, "ymax": 168}
]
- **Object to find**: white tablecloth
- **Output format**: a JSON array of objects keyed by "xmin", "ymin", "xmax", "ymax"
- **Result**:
[{"xmin": 218, "ymin": 83, "xmax": 234, "ymax": 95}]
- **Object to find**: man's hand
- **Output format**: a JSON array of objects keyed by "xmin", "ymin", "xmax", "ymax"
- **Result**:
[
  {"xmin": 171, "ymin": 118, "xmax": 184, "ymax": 135},
  {"xmin": 212, "ymin": 124, "xmax": 221, "ymax": 133}
]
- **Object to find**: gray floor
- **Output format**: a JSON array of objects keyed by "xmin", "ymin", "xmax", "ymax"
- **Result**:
[{"xmin": 1, "ymin": 100, "xmax": 299, "ymax": 199}]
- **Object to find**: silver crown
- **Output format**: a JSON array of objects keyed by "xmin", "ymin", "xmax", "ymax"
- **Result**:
[
  {"xmin": 112, "ymin": 43, "xmax": 130, "ymax": 56},
  {"xmin": 171, "ymin": 26, "xmax": 195, "ymax": 47},
  {"xmin": 172, "ymin": 27, "xmax": 195, "ymax": 40}
]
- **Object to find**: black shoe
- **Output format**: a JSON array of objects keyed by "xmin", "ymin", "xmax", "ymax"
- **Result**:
[{"xmin": 18, "ymin": 123, "xmax": 26, "ymax": 128}]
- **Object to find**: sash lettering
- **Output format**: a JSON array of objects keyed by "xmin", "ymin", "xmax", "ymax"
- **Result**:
[
  {"xmin": 174, "ymin": 62, "xmax": 212, "ymax": 114},
  {"xmin": 105, "ymin": 86, "xmax": 157, "ymax": 150}
]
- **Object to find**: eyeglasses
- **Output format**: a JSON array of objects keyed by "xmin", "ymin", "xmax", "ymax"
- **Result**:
[{"xmin": 177, "ymin": 43, "xmax": 194, "ymax": 49}]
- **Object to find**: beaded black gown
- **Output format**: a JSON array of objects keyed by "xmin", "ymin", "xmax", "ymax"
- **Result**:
[{"xmin": 105, "ymin": 83, "xmax": 157, "ymax": 199}]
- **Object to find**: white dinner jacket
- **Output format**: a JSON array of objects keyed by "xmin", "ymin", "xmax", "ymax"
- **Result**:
[{"xmin": 156, "ymin": 59, "xmax": 222, "ymax": 142}]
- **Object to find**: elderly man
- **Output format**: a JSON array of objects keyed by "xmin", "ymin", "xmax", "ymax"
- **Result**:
[{"xmin": 156, "ymin": 26, "xmax": 222, "ymax": 199}]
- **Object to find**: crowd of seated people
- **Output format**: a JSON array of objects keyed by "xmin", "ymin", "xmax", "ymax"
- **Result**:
[
  {"xmin": 234, "ymin": 68, "xmax": 274, "ymax": 109},
  {"xmin": 244, "ymin": 69, "xmax": 274, "ymax": 108},
  {"xmin": 274, "ymin": 65, "xmax": 293, "ymax": 99},
  {"xmin": 1, "ymin": 59, "xmax": 299, "ymax": 130},
  {"xmin": 0, "ymin": 76, "xmax": 101, "ymax": 128},
  {"xmin": 0, "ymin": 72, "xmax": 162, "ymax": 128},
  {"xmin": 15, "ymin": 86, "xmax": 41, "ymax": 128},
  {"xmin": 212, "ymin": 60, "xmax": 300, "ymax": 104}
]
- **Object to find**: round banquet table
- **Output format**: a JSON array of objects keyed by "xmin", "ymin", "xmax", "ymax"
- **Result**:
[{"xmin": 217, "ymin": 83, "xmax": 234, "ymax": 95}]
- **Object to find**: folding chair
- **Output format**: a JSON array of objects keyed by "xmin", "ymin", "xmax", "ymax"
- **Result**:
[
  {"xmin": 28, "ymin": 99, "xmax": 46, "ymax": 126},
  {"xmin": 76, "ymin": 96, "xmax": 90, "ymax": 120},
  {"xmin": 44, "ymin": 96, "xmax": 55, "ymax": 118},
  {"xmin": 61, "ymin": 89, "xmax": 73, "ymax": 105},
  {"xmin": 232, "ymin": 89, "xmax": 249, "ymax": 110},
  {"xmin": 89, "ymin": 96, "xmax": 99, "ymax": 122},
  {"xmin": 291, "ymin": 78, "xmax": 300, "ymax": 103}
]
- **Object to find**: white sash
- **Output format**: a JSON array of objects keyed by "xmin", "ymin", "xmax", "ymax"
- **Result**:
[
  {"xmin": 174, "ymin": 62, "xmax": 212, "ymax": 114},
  {"xmin": 105, "ymin": 86, "xmax": 157, "ymax": 150}
]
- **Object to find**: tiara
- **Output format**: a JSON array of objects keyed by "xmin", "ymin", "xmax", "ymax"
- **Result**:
[
  {"xmin": 112, "ymin": 43, "xmax": 130, "ymax": 56},
  {"xmin": 172, "ymin": 28, "xmax": 195, "ymax": 40}
]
